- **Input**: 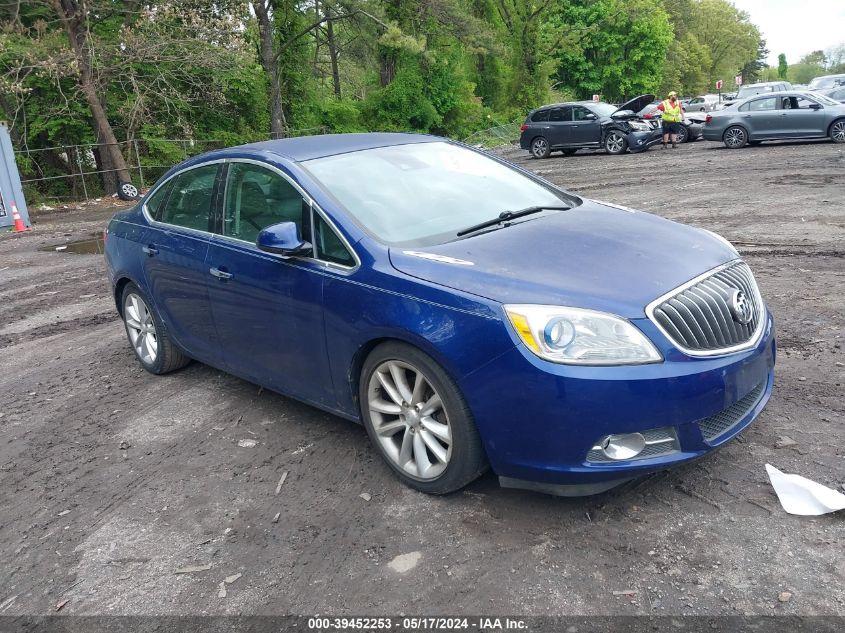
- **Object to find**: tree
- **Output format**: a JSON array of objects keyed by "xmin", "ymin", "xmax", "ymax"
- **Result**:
[{"xmin": 777, "ymin": 54, "xmax": 788, "ymax": 79}]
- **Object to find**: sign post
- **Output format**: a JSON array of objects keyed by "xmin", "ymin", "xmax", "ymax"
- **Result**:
[{"xmin": 716, "ymin": 79, "xmax": 723, "ymax": 103}]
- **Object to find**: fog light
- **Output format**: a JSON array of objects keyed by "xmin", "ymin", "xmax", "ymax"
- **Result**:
[{"xmin": 597, "ymin": 433, "xmax": 646, "ymax": 460}]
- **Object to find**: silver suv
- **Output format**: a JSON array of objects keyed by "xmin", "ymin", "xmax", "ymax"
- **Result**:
[{"xmin": 717, "ymin": 82, "xmax": 792, "ymax": 110}]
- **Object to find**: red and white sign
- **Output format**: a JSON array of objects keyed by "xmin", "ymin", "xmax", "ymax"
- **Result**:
[
  {"xmin": 592, "ymin": 94, "xmax": 600, "ymax": 102},
  {"xmin": 735, "ymin": 75, "xmax": 743, "ymax": 86},
  {"xmin": 715, "ymin": 79, "xmax": 723, "ymax": 90}
]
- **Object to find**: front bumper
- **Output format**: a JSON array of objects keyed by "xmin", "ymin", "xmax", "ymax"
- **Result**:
[
  {"xmin": 627, "ymin": 128, "xmax": 663, "ymax": 152},
  {"xmin": 460, "ymin": 312, "xmax": 775, "ymax": 493}
]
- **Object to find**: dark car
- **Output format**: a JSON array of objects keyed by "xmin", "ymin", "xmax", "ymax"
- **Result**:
[
  {"xmin": 640, "ymin": 105, "xmax": 704, "ymax": 143},
  {"xmin": 704, "ymin": 91, "xmax": 845, "ymax": 147},
  {"xmin": 520, "ymin": 95, "xmax": 661, "ymax": 158},
  {"xmin": 105, "ymin": 133, "xmax": 775, "ymax": 496}
]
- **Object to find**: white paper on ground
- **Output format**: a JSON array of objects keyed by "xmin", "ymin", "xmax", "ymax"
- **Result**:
[{"xmin": 765, "ymin": 464, "xmax": 845, "ymax": 516}]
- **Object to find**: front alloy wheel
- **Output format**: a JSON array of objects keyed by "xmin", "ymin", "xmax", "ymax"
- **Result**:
[
  {"xmin": 830, "ymin": 119, "xmax": 845, "ymax": 143},
  {"xmin": 367, "ymin": 360, "xmax": 452, "ymax": 481},
  {"xmin": 605, "ymin": 131, "xmax": 627, "ymax": 154},
  {"xmin": 723, "ymin": 126, "xmax": 747, "ymax": 148},
  {"xmin": 674, "ymin": 125, "xmax": 689, "ymax": 144},
  {"xmin": 360, "ymin": 342, "xmax": 487, "ymax": 494}
]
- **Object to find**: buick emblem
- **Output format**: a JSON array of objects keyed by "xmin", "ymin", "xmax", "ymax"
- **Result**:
[{"xmin": 729, "ymin": 289, "xmax": 753, "ymax": 324}]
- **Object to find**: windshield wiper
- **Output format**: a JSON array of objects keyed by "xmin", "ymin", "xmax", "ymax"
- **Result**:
[{"xmin": 456, "ymin": 205, "xmax": 571, "ymax": 237}]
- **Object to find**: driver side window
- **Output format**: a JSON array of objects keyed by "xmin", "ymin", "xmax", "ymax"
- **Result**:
[{"xmin": 223, "ymin": 163, "xmax": 310, "ymax": 244}]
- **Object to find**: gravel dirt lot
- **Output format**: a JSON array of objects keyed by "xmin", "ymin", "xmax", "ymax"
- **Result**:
[{"xmin": 0, "ymin": 138, "xmax": 843, "ymax": 619}]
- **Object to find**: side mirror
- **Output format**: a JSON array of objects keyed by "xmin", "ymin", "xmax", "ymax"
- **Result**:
[
  {"xmin": 809, "ymin": 103, "xmax": 822, "ymax": 110},
  {"xmin": 256, "ymin": 221, "xmax": 312, "ymax": 257},
  {"xmin": 582, "ymin": 113, "xmax": 598, "ymax": 120}
]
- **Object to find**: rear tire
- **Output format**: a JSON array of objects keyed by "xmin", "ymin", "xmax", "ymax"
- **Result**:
[
  {"xmin": 121, "ymin": 283, "xmax": 190, "ymax": 375},
  {"xmin": 723, "ymin": 126, "xmax": 748, "ymax": 149},
  {"xmin": 359, "ymin": 342, "xmax": 487, "ymax": 494},
  {"xmin": 604, "ymin": 131, "xmax": 628, "ymax": 155},
  {"xmin": 530, "ymin": 136, "xmax": 551, "ymax": 159},
  {"xmin": 674, "ymin": 125, "xmax": 689, "ymax": 144},
  {"xmin": 830, "ymin": 119, "xmax": 845, "ymax": 143}
]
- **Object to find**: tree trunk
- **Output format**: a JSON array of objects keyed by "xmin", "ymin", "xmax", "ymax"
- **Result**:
[
  {"xmin": 326, "ymin": 9, "xmax": 342, "ymax": 98},
  {"xmin": 51, "ymin": 0, "xmax": 131, "ymax": 192},
  {"xmin": 253, "ymin": 0, "xmax": 287, "ymax": 138}
]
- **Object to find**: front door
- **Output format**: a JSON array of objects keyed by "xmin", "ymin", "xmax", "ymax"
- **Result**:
[
  {"xmin": 142, "ymin": 163, "xmax": 223, "ymax": 366},
  {"xmin": 204, "ymin": 161, "xmax": 335, "ymax": 406},
  {"xmin": 780, "ymin": 95, "xmax": 828, "ymax": 137},
  {"xmin": 569, "ymin": 106, "xmax": 602, "ymax": 145}
]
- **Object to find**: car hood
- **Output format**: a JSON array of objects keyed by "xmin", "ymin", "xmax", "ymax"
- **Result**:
[
  {"xmin": 388, "ymin": 200, "xmax": 737, "ymax": 318},
  {"xmin": 614, "ymin": 94, "xmax": 656, "ymax": 116}
]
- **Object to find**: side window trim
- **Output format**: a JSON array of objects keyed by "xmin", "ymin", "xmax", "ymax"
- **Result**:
[{"xmin": 310, "ymin": 203, "xmax": 360, "ymax": 270}]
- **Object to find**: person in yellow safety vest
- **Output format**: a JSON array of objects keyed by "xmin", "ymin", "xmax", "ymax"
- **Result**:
[{"xmin": 656, "ymin": 91, "xmax": 685, "ymax": 149}]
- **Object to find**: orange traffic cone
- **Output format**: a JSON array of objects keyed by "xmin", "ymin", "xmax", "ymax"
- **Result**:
[{"xmin": 11, "ymin": 203, "xmax": 30, "ymax": 232}]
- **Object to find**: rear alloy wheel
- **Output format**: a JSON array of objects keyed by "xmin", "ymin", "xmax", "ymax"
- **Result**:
[
  {"xmin": 530, "ymin": 136, "xmax": 551, "ymax": 159},
  {"xmin": 723, "ymin": 126, "xmax": 748, "ymax": 149},
  {"xmin": 360, "ymin": 342, "xmax": 487, "ymax": 494},
  {"xmin": 121, "ymin": 283, "xmax": 190, "ymax": 375},
  {"xmin": 830, "ymin": 119, "xmax": 845, "ymax": 143},
  {"xmin": 604, "ymin": 131, "xmax": 628, "ymax": 155}
]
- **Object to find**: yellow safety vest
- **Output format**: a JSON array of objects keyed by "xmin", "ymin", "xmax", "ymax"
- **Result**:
[{"xmin": 661, "ymin": 99, "xmax": 682, "ymax": 122}]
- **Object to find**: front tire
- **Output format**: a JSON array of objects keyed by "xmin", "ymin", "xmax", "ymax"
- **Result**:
[
  {"xmin": 604, "ymin": 131, "xmax": 628, "ymax": 155},
  {"xmin": 723, "ymin": 126, "xmax": 748, "ymax": 149},
  {"xmin": 530, "ymin": 136, "xmax": 551, "ymax": 159},
  {"xmin": 830, "ymin": 119, "xmax": 845, "ymax": 143},
  {"xmin": 674, "ymin": 125, "xmax": 689, "ymax": 144},
  {"xmin": 121, "ymin": 283, "xmax": 190, "ymax": 375},
  {"xmin": 359, "ymin": 342, "xmax": 487, "ymax": 494}
]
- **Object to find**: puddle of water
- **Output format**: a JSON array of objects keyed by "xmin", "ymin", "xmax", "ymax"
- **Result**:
[{"xmin": 41, "ymin": 234, "xmax": 104, "ymax": 255}]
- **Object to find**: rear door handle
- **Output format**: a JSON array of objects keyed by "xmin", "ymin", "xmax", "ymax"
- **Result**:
[
  {"xmin": 209, "ymin": 267, "xmax": 233, "ymax": 280},
  {"xmin": 142, "ymin": 245, "xmax": 158, "ymax": 256}
]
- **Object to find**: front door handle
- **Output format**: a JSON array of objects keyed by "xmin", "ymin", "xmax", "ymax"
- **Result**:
[
  {"xmin": 209, "ymin": 267, "xmax": 233, "ymax": 280},
  {"xmin": 142, "ymin": 245, "xmax": 158, "ymax": 256}
]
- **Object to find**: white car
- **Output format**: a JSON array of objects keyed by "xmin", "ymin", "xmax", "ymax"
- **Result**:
[{"xmin": 686, "ymin": 95, "xmax": 720, "ymax": 112}]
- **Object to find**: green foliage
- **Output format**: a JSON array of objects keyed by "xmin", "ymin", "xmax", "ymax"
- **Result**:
[
  {"xmin": 777, "ymin": 54, "xmax": 788, "ymax": 79},
  {"xmin": 320, "ymin": 98, "xmax": 366, "ymax": 133}
]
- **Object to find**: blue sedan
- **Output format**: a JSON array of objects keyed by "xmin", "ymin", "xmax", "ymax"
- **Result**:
[{"xmin": 104, "ymin": 133, "xmax": 775, "ymax": 496}]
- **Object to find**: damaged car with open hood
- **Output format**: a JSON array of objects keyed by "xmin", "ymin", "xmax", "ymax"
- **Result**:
[{"xmin": 519, "ymin": 94, "xmax": 662, "ymax": 157}]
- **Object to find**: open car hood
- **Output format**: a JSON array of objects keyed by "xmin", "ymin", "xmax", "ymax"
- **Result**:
[{"xmin": 613, "ymin": 94, "xmax": 656, "ymax": 117}]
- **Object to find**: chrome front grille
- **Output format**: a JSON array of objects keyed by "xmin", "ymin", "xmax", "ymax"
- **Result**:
[
  {"xmin": 698, "ymin": 380, "xmax": 767, "ymax": 443},
  {"xmin": 648, "ymin": 261, "xmax": 764, "ymax": 354}
]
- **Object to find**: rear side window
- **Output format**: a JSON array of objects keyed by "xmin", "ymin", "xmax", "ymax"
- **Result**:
[
  {"xmin": 744, "ymin": 97, "xmax": 777, "ymax": 112},
  {"xmin": 531, "ymin": 110, "xmax": 550, "ymax": 122},
  {"xmin": 159, "ymin": 164, "xmax": 219, "ymax": 231},
  {"xmin": 549, "ymin": 108, "xmax": 568, "ymax": 122},
  {"xmin": 314, "ymin": 215, "xmax": 355, "ymax": 266}
]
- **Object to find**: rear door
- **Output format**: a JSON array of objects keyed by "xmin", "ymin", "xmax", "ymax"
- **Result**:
[
  {"xmin": 740, "ymin": 96, "xmax": 781, "ymax": 138},
  {"xmin": 204, "ymin": 160, "xmax": 336, "ymax": 406},
  {"xmin": 547, "ymin": 107, "xmax": 570, "ymax": 146},
  {"xmin": 142, "ymin": 162, "xmax": 223, "ymax": 365},
  {"xmin": 569, "ymin": 105, "xmax": 602, "ymax": 145}
]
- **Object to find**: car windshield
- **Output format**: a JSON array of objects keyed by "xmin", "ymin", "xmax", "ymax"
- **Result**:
[
  {"xmin": 303, "ymin": 142, "xmax": 573, "ymax": 247},
  {"xmin": 807, "ymin": 92, "xmax": 841, "ymax": 106},
  {"xmin": 592, "ymin": 103, "xmax": 617, "ymax": 117}
]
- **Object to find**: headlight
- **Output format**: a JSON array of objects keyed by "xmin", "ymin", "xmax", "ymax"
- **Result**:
[
  {"xmin": 504, "ymin": 305, "xmax": 662, "ymax": 365},
  {"xmin": 628, "ymin": 120, "xmax": 650, "ymax": 132}
]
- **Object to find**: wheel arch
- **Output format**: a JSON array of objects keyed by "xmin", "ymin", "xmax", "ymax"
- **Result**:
[{"xmin": 113, "ymin": 276, "xmax": 136, "ymax": 316}]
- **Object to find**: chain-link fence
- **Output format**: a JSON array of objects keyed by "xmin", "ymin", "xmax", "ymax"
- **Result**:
[
  {"xmin": 15, "ymin": 127, "xmax": 328, "ymax": 206},
  {"xmin": 461, "ymin": 120, "xmax": 522, "ymax": 149}
]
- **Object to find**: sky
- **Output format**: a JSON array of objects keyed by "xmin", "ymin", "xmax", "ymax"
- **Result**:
[{"xmin": 730, "ymin": 0, "xmax": 845, "ymax": 66}]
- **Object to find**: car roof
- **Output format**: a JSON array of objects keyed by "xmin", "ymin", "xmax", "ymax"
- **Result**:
[
  {"xmin": 533, "ymin": 101, "xmax": 599, "ymax": 110},
  {"xmin": 234, "ymin": 132, "xmax": 438, "ymax": 162}
]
